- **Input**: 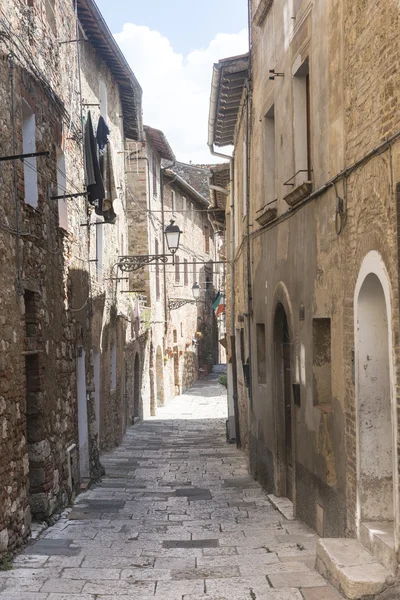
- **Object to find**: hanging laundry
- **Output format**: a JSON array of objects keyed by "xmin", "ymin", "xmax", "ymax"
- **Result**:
[
  {"xmin": 84, "ymin": 111, "xmax": 105, "ymax": 208},
  {"xmin": 96, "ymin": 115, "xmax": 110, "ymax": 153},
  {"xmin": 95, "ymin": 115, "xmax": 117, "ymax": 224}
]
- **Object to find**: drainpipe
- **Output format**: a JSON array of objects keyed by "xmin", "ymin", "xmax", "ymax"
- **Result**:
[{"xmin": 208, "ymin": 64, "xmax": 240, "ymax": 446}]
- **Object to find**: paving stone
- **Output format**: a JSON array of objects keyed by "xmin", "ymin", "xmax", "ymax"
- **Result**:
[
  {"xmin": 40, "ymin": 579, "xmax": 86, "ymax": 593},
  {"xmin": 301, "ymin": 587, "xmax": 344, "ymax": 600},
  {"xmin": 24, "ymin": 539, "xmax": 81, "ymax": 556},
  {"xmin": 163, "ymin": 539, "xmax": 219, "ymax": 548}
]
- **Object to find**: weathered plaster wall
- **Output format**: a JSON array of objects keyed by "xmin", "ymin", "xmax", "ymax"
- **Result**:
[{"xmin": 243, "ymin": 0, "xmax": 400, "ymax": 541}]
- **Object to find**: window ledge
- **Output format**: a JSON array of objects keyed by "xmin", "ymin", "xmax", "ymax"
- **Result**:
[
  {"xmin": 283, "ymin": 181, "xmax": 312, "ymax": 207},
  {"xmin": 254, "ymin": 0, "xmax": 273, "ymax": 27}
]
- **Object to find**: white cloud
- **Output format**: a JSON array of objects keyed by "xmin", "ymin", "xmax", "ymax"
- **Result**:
[{"xmin": 115, "ymin": 24, "xmax": 248, "ymax": 164}]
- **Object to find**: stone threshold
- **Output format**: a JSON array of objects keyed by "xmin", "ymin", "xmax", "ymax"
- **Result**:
[
  {"xmin": 267, "ymin": 494, "xmax": 295, "ymax": 520},
  {"xmin": 316, "ymin": 538, "xmax": 393, "ymax": 599}
]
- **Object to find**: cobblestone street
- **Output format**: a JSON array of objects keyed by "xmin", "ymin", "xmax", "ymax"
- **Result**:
[{"xmin": 0, "ymin": 375, "xmax": 342, "ymax": 600}]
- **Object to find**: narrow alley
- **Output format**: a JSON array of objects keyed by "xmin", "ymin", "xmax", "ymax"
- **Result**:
[{"xmin": 0, "ymin": 375, "xmax": 342, "ymax": 600}]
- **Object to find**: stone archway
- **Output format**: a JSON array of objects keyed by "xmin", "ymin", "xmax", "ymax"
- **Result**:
[
  {"xmin": 357, "ymin": 273, "xmax": 392, "ymax": 521},
  {"xmin": 156, "ymin": 346, "xmax": 164, "ymax": 407},
  {"xmin": 354, "ymin": 251, "xmax": 398, "ymax": 568},
  {"xmin": 274, "ymin": 303, "xmax": 293, "ymax": 501},
  {"xmin": 133, "ymin": 353, "xmax": 140, "ymax": 420}
]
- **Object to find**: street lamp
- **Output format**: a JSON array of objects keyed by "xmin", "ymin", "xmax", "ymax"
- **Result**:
[
  {"xmin": 164, "ymin": 220, "xmax": 182, "ymax": 256},
  {"xmin": 118, "ymin": 220, "xmax": 183, "ymax": 272},
  {"xmin": 192, "ymin": 282, "xmax": 200, "ymax": 301}
]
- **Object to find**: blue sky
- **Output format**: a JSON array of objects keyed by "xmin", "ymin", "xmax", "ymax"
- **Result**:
[
  {"xmin": 95, "ymin": 0, "xmax": 248, "ymax": 163},
  {"xmin": 96, "ymin": 0, "xmax": 248, "ymax": 56}
]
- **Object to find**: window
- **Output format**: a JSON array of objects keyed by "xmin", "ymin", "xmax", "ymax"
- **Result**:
[
  {"xmin": 96, "ymin": 219, "xmax": 103, "ymax": 278},
  {"xmin": 180, "ymin": 322, "xmax": 183, "ymax": 337},
  {"xmin": 22, "ymin": 99, "xmax": 38, "ymax": 208},
  {"xmin": 193, "ymin": 259, "xmax": 197, "ymax": 283},
  {"xmin": 293, "ymin": 58, "xmax": 311, "ymax": 185},
  {"xmin": 171, "ymin": 189, "xmax": 176, "ymax": 215},
  {"xmin": 264, "ymin": 105, "xmax": 276, "ymax": 206},
  {"xmin": 99, "ymin": 80, "xmax": 108, "ymax": 120},
  {"xmin": 204, "ymin": 226, "xmax": 210, "ymax": 254},
  {"xmin": 175, "ymin": 255, "xmax": 180, "ymax": 283},
  {"xmin": 243, "ymin": 131, "xmax": 247, "ymax": 217},
  {"xmin": 56, "ymin": 148, "xmax": 68, "ymax": 230},
  {"xmin": 110, "ymin": 342, "xmax": 116, "ymax": 391},
  {"xmin": 152, "ymin": 153, "xmax": 157, "ymax": 198},
  {"xmin": 182, "ymin": 196, "xmax": 187, "ymax": 217},
  {"xmin": 184, "ymin": 259, "xmax": 188, "ymax": 286},
  {"xmin": 256, "ymin": 324, "xmax": 266, "ymax": 384},
  {"xmin": 155, "ymin": 239, "xmax": 160, "ymax": 300},
  {"xmin": 173, "ymin": 330, "xmax": 177, "ymax": 343},
  {"xmin": 312, "ymin": 318, "xmax": 332, "ymax": 407}
]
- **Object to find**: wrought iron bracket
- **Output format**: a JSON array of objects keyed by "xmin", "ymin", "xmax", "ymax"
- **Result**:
[
  {"xmin": 118, "ymin": 254, "xmax": 169, "ymax": 273},
  {"xmin": 168, "ymin": 298, "xmax": 197, "ymax": 311}
]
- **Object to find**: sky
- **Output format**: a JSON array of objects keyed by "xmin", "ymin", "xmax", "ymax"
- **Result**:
[{"xmin": 95, "ymin": 0, "xmax": 248, "ymax": 164}]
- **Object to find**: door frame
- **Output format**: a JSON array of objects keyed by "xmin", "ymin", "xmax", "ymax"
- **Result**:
[{"xmin": 272, "ymin": 283, "xmax": 296, "ymax": 503}]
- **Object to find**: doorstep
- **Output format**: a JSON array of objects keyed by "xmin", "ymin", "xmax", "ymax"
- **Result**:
[
  {"xmin": 268, "ymin": 494, "xmax": 295, "ymax": 520},
  {"xmin": 316, "ymin": 538, "xmax": 392, "ymax": 599},
  {"xmin": 360, "ymin": 521, "xmax": 397, "ymax": 574}
]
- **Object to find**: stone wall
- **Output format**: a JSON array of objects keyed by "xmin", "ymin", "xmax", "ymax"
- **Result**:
[{"xmin": 0, "ymin": 0, "xmax": 140, "ymax": 556}]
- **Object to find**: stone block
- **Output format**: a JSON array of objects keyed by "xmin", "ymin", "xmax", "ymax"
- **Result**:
[{"xmin": 27, "ymin": 440, "xmax": 51, "ymax": 463}]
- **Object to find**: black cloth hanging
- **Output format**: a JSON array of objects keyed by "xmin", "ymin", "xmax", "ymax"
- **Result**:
[
  {"xmin": 96, "ymin": 116, "xmax": 110, "ymax": 153},
  {"xmin": 84, "ymin": 111, "xmax": 105, "ymax": 208}
]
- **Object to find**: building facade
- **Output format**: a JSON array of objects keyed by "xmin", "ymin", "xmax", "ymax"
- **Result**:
[
  {"xmin": 126, "ymin": 137, "xmax": 219, "ymax": 416},
  {"xmin": 0, "ymin": 0, "xmax": 142, "ymax": 556},
  {"xmin": 209, "ymin": 0, "xmax": 400, "ymax": 588}
]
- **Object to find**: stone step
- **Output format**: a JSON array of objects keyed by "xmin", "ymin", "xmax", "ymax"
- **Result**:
[
  {"xmin": 360, "ymin": 521, "xmax": 397, "ymax": 575},
  {"xmin": 316, "ymin": 538, "xmax": 392, "ymax": 599}
]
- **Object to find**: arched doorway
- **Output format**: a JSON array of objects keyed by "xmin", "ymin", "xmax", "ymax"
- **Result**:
[
  {"xmin": 133, "ymin": 353, "xmax": 140, "ymax": 420},
  {"xmin": 274, "ymin": 303, "xmax": 293, "ymax": 501},
  {"xmin": 156, "ymin": 346, "xmax": 164, "ymax": 407},
  {"xmin": 356, "ymin": 273, "xmax": 393, "ymax": 523}
]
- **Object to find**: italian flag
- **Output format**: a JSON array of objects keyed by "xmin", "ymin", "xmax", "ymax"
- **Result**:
[{"xmin": 212, "ymin": 292, "xmax": 225, "ymax": 317}]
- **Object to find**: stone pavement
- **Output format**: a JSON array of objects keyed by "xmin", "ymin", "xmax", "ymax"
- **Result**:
[{"xmin": 0, "ymin": 374, "xmax": 344, "ymax": 600}]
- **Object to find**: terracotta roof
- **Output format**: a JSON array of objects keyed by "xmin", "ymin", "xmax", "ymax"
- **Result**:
[
  {"xmin": 144, "ymin": 126, "xmax": 175, "ymax": 162},
  {"xmin": 77, "ymin": 0, "xmax": 142, "ymax": 140},
  {"xmin": 173, "ymin": 162, "xmax": 211, "ymax": 201},
  {"xmin": 164, "ymin": 169, "xmax": 209, "ymax": 207}
]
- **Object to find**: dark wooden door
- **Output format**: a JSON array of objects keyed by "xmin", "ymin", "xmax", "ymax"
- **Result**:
[{"xmin": 283, "ymin": 316, "xmax": 293, "ymax": 501}]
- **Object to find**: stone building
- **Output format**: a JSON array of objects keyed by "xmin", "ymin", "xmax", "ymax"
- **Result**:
[
  {"xmin": 0, "ymin": 0, "xmax": 142, "ymax": 556},
  {"xmin": 125, "ymin": 136, "xmax": 219, "ymax": 415},
  {"xmin": 209, "ymin": 0, "xmax": 400, "ymax": 593}
]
